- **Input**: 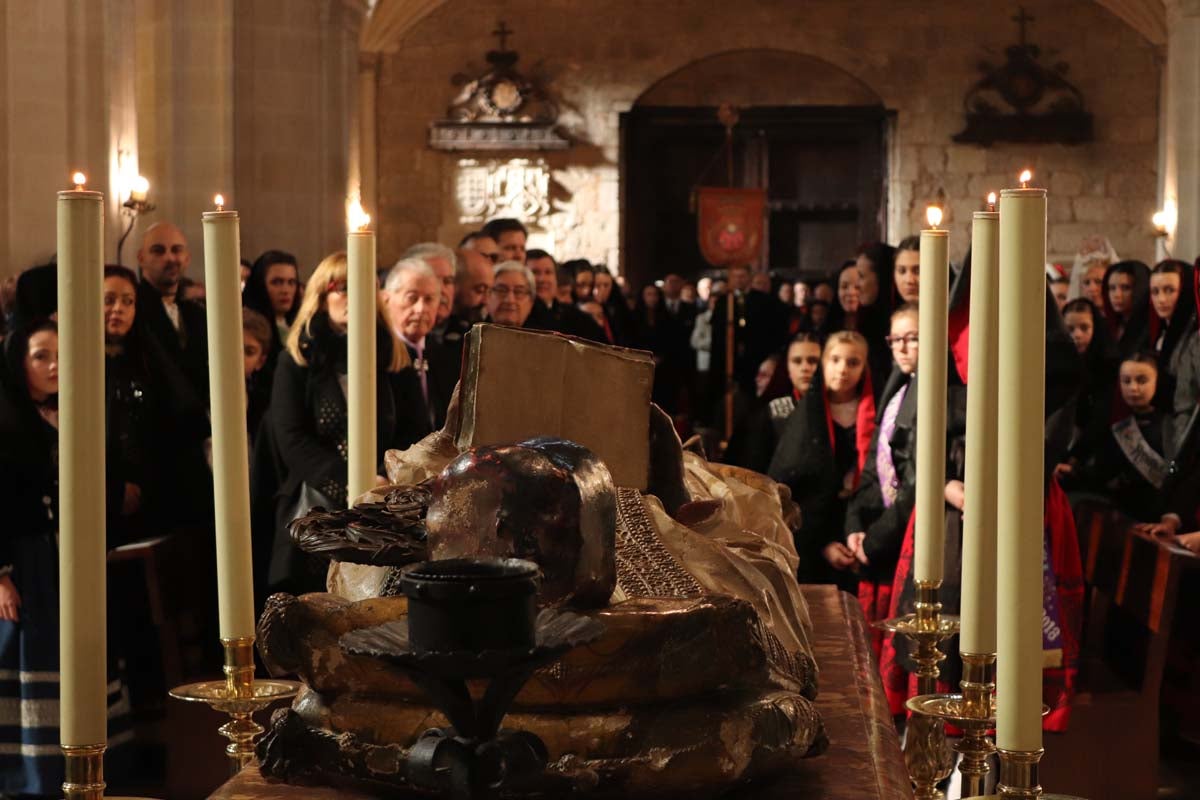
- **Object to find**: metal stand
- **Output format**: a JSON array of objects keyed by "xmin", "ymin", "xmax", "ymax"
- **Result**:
[
  {"xmin": 169, "ymin": 636, "xmax": 300, "ymax": 774},
  {"xmin": 908, "ymin": 651, "xmax": 997, "ymax": 798},
  {"xmin": 877, "ymin": 580, "xmax": 960, "ymax": 800},
  {"xmin": 62, "ymin": 743, "xmax": 106, "ymax": 800}
]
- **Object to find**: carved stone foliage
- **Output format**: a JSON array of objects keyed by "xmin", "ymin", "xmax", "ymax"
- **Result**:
[{"xmin": 953, "ymin": 7, "xmax": 1093, "ymax": 146}]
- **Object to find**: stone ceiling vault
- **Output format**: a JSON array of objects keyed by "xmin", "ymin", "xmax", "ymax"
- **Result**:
[{"xmin": 361, "ymin": 0, "xmax": 1168, "ymax": 53}]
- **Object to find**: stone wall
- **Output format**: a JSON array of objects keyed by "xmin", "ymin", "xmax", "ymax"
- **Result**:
[
  {"xmin": 0, "ymin": 0, "xmax": 363, "ymax": 282},
  {"xmin": 376, "ymin": 0, "xmax": 1162, "ymax": 272}
]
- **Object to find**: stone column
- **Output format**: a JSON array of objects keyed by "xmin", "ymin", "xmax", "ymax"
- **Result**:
[
  {"xmin": 358, "ymin": 51, "xmax": 381, "ymax": 220},
  {"xmin": 1162, "ymin": 0, "xmax": 1200, "ymax": 260}
]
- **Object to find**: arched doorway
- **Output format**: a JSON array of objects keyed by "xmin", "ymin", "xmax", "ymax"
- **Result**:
[{"xmin": 621, "ymin": 49, "xmax": 890, "ymax": 290}]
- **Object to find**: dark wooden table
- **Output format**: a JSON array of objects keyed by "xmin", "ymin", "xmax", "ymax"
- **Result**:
[{"xmin": 211, "ymin": 585, "xmax": 912, "ymax": 800}]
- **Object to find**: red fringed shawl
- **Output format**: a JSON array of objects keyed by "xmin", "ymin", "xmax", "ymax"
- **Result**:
[{"xmin": 878, "ymin": 479, "xmax": 1083, "ymax": 730}]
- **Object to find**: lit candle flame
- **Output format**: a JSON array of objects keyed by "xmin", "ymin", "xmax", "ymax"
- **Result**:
[
  {"xmin": 987, "ymin": 191, "xmax": 997, "ymax": 210},
  {"xmin": 71, "ymin": 171, "xmax": 87, "ymax": 190},
  {"xmin": 132, "ymin": 175, "xmax": 149, "ymax": 194},
  {"xmin": 1019, "ymin": 169, "xmax": 1033, "ymax": 188},
  {"xmin": 214, "ymin": 193, "xmax": 225, "ymax": 211},
  {"xmin": 347, "ymin": 197, "xmax": 371, "ymax": 232},
  {"xmin": 926, "ymin": 204, "xmax": 943, "ymax": 229}
]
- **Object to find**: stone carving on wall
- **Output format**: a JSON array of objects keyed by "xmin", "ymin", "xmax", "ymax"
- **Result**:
[
  {"xmin": 429, "ymin": 21, "xmax": 569, "ymax": 151},
  {"xmin": 953, "ymin": 7, "xmax": 1093, "ymax": 146},
  {"xmin": 455, "ymin": 158, "xmax": 552, "ymax": 224}
]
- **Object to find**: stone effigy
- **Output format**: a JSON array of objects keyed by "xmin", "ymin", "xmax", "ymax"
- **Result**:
[{"xmin": 255, "ymin": 327, "xmax": 826, "ymax": 797}]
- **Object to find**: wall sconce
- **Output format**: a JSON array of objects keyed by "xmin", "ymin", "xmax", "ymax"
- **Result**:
[{"xmin": 116, "ymin": 175, "xmax": 155, "ymax": 265}]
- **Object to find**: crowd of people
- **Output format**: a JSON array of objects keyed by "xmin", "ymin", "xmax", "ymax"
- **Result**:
[{"xmin": 1, "ymin": 211, "xmax": 1199, "ymax": 795}]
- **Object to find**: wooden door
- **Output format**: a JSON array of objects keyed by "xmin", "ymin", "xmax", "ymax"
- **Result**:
[{"xmin": 620, "ymin": 105, "xmax": 888, "ymax": 289}]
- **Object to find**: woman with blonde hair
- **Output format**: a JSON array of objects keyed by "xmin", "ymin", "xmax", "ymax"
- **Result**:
[
  {"xmin": 768, "ymin": 329, "xmax": 876, "ymax": 589},
  {"xmin": 253, "ymin": 252, "xmax": 429, "ymax": 595}
]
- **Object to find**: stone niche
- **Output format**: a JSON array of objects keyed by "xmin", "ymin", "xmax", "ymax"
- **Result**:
[{"xmin": 376, "ymin": 0, "xmax": 1161, "ymax": 271}]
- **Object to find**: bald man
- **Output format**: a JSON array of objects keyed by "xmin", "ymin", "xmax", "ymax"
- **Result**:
[
  {"xmin": 436, "ymin": 247, "xmax": 494, "ymax": 367},
  {"xmin": 134, "ymin": 222, "xmax": 214, "ymax": 528},
  {"xmin": 136, "ymin": 222, "xmax": 209, "ymax": 399}
]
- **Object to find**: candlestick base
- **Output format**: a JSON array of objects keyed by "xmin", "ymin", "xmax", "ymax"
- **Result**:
[
  {"xmin": 62, "ymin": 743, "xmax": 105, "ymax": 800},
  {"xmin": 875, "ymin": 581, "xmax": 960, "ymax": 800},
  {"xmin": 906, "ymin": 651, "xmax": 997, "ymax": 798},
  {"xmin": 169, "ymin": 636, "xmax": 301, "ymax": 774},
  {"xmin": 961, "ymin": 747, "xmax": 1087, "ymax": 799}
]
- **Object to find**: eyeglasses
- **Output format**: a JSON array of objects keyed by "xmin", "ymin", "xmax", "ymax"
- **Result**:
[
  {"xmin": 490, "ymin": 284, "xmax": 530, "ymax": 299},
  {"xmin": 885, "ymin": 333, "xmax": 919, "ymax": 349}
]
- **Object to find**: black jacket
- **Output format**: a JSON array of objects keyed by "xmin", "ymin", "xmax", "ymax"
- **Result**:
[
  {"xmin": 525, "ymin": 298, "xmax": 605, "ymax": 342},
  {"xmin": 710, "ymin": 289, "xmax": 789, "ymax": 399},
  {"xmin": 135, "ymin": 280, "xmax": 209, "ymax": 403},
  {"xmin": 403, "ymin": 337, "xmax": 459, "ymax": 431},
  {"xmin": 266, "ymin": 315, "xmax": 432, "ymax": 507},
  {"xmin": 844, "ymin": 368, "xmax": 917, "ymax": 580}
]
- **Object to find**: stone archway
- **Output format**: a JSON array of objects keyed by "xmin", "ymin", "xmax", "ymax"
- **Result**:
[
  {"xmin": 622, "ymin": 49, "xmax": 890, "ymax": 286},
  {"xmin": 633, "ymin": 48, "xmax": 885, "ymax": 108}
]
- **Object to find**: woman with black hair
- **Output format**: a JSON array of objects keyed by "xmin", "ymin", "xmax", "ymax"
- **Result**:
[
  {"xmin": 855, "ymin": 240, "xmax": 897, "ymax": 313},
  {"xmin": 101, "ymin": 266, "xmax": 207, "ymax": 544},
  {"xmin": 1059, "ymin": 297, "xmax": 1119, "ymax": 468},
  {"xmin": 1100, "ymin": 259, "xmax": 1151, "ymax": 355},
  {"xmin": 242, "ymin": 249, "xmax": 301, "ymax": 373},
  {"xmin": 1146, "ymin": 259, "xmax": 1197, "ymax": 411},
  {"xmin": 0, "ymin": 321, "xmax": 131, "ymax": 796}
]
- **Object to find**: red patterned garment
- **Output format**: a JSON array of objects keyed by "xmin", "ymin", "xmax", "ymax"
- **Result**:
[{"xmin": 878, "ymin": 478, "xmax": 1083, "ymax": 729}]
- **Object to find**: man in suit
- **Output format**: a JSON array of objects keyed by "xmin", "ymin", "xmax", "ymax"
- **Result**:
[
  {"xmin": 383, "ymin": 258, "xmax": 457, "ymax": 429},
  {"xmin": 438, "ymin": 246, "xmax": 494, "ymax": 369},
  {"xmin": 136, "ymin": 222, "xmax": 214, "ymax": 529},
  {"xmin": 136, "ymin": 222, "xmax": 209, "ymax": 401},
  {"xmin": 709, "ymin": 263, "xmax": 788, "ymax": 423},
  {"xmin": 524, "ymin": 250, "xmax": 605, "ymax": 342}
]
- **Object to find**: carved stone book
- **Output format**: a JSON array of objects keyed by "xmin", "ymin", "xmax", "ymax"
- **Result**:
[{"xmin": 456, "ymin": 324, "xmax": 655, "ymax": 488}]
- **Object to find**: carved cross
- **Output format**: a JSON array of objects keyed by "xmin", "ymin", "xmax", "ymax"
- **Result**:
[
  {"xmin": 492, "ymin": 20, "xmax": 513, "ymax": 51},
  {"xmin": 1012, "ymin": 6, "xmax": 1034, "ymax": 46}
]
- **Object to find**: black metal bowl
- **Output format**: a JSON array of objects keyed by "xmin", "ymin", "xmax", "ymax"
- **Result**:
[{"xmin": 399, "ymin": 558, "xmax": 541, "ymax": 655}]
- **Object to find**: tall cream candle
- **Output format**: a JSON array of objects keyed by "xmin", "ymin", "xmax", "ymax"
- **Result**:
[
  {"xmin": 996, "ymin": 187, "xmax": 1048, "ymax": 752},
  {"xmin": 914, "ymin": 219, "xmax": 949, "ymax": 584},
  {"xmin": 202, "ymin": 204, "xmax": 255, "ymax": 640},
  {"xmin": 57, "ymin": 187, "xmax": 108, "ymax": 746},
  {"xmin": 346, "ymin": 201, "xmax": 377, "ymax": 504},
  {"xmin": 960, "ymin": 209, "xmax": 1000, "ymax": 655}
]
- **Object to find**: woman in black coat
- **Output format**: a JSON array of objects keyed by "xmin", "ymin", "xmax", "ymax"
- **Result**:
[
  {"xmin": 253, "ymin": 252, "xmax": 431, "ymax": 596},
  {"xmin": 101, "ymin": 266, "xmax": 207, "ymax": 545},
  {"xmin": 768, "ymin": 330, "xmax": 876, "ymax": 589},
  {"xmin": 0, "ymin": 320, "xmax": 132, "ymax": 795},
  {"xmin": 630, "ymin": 284, "xmax": 686, "ymax": 415}
]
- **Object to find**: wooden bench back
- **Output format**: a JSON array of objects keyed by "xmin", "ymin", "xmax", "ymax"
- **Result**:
[{"xmin": 1076, "ymin": 505, "xmax": 1198, "ymax": 697}]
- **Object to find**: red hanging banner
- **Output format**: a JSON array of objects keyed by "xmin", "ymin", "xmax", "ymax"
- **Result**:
[{"xmin": 695, "ymin": 186, "xmax": 765, "ymax": 268}]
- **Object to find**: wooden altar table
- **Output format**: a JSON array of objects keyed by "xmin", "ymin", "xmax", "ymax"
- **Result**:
[{"xmin": 210, "ymin": 585, "xmax": 912, "ymax": 800}]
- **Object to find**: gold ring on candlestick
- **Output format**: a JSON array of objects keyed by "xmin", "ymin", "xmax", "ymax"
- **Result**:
[
  {"xmin": 907, "ymin": 651, "xmax": 997, "ymax": 799},
  {"xmin": 62, "ymin": 743, "xmax": 106, "ymax": 800},
  {"xmin": 961, "ymin": 747, "xmax": 1088, "ymax": 800},
  {"xmin": 875, "ymin": 580, "xmax": 960, "ymax": 800},
  {"xmin": 169, "ymin": 636, "xmax": 301, "ymax": 774}
]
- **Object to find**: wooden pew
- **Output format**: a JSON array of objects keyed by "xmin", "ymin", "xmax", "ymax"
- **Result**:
[{"xmin": 1041, "ymin": 510, "xmax": 1200, "ymax": 800}]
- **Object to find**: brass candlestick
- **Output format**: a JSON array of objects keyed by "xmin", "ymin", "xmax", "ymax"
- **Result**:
[
  {"xmin": 877, "ymin": 580, "xmax": 960, "ymax": 800},
  {"xmin": 62, "ymin": 743, "xmax": 105, "ymax": 800},
  {"xmin": 908, "ymin": 651, "xmax": 997, "ymax": 798},
  {"xmin": 169, "ymin": 636, "xmax": 301, "ymax": 773},
  {"xmin": 963, "ymin": 748, "xmax": 1086, "ymax": 799}
]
